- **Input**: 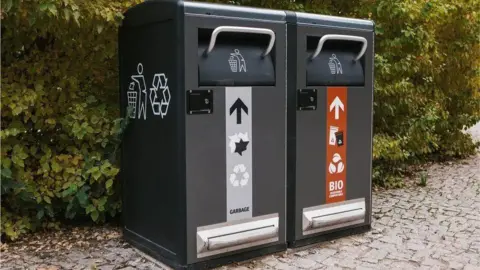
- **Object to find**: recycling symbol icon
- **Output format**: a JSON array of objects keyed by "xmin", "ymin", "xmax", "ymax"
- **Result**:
[
  {"xmin": 229, "ymin": 164, "xmax": 249, "ymax": 187},
  {"xmin": 328, "ymin": 153, "xmax": 345, "ymax": 174},
  {"xmin": 150, "ymin": 73, "xmax": 171, "ymax": 119}
]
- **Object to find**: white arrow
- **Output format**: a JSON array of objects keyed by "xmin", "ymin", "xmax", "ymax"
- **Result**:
[{"xmin": 329, "ymin": 96, "xmax": 344, "ymax": 120}]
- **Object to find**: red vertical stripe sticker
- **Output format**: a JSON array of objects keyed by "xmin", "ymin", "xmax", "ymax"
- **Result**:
[{"xmin": 326, "ymin": 87, "xmax": 347, "ymax": 204}]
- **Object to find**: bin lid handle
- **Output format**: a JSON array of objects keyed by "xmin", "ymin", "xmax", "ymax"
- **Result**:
[
  {"xmin": 311, "ymin": 34, "xmax": 367, "ymax": 62},
  {"xmin": 205, "ymin": 26, "xmax": 276, "ymax": 57}
]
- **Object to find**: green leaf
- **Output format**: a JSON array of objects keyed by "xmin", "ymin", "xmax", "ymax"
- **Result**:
[
  {"xmin": 91, "ymin": 115, "xmax": 99, "ymax": 125},
  {"xmin": 105, "ymin": 179, "xmax": 113, "ymax": 189},
  {"xmin": 36, "ymin": 209, "xmax": 45, "ymax": 220},
  {"xmin": 76, "ymin": 190, "xmax": 88, "ymax": 206},
  {"xmin": 45, "ymin": 206, "xmax": 54, "ymax": 217},
  {"xmin": 62, "ymin": 184, "xmax": 77, "ymax": 198},
  {"xmin": 61, "ymin": 189, "xmax": 71, "ymax": 198},
  {"xmin": 62, "ymin": 182, "xmax": 71, "ymax": 189},
  {"xmin": 5, "ymin": 226, "xmax": 16, "ymax": 239},
  {"xmin": 86, "ymin": 95, "xmax": 97, "ymax": 104},
  {"xmin": 12, "ymin": 157, "xmax": 24, "ymax": 168},
  {"xmin": 86, "ymin": 204, "xmax": 95, "ymax": 214},
  {"xmin": 98, "ymin": 196, "xmax": 107, "ymax": 207},
  {"xmin": 91, "ymin": 210, "xmax": 99, "ymax": 222},
  {"xmin": 65, "ymin": 201, "xmax": 76, "ymax": 219},
  {"xmin": 48, "ymin": 3, "xmax": 57, "ymax": 16},
  {"xmin": 30, "ymin": 146, "xmax": 38, "ymax": 155},
  {"xmin": 43, "ymin": 196, "xmax": 51, "ymax": 204},
  {"xmin": 100, "ymin": 161, "xmax": 111, "ymax": 173},
  {"xmin": 70, "ymin": 184, "xmax": 78, "ymax": 192},
  {"xmin": 110, "ymin": 167, "xmax": 120, "ymax": 176},
  {"xmin": 41, "ymin": 161, "xmax": 50, "ymax": 172},
  {"xmin": 39, "ymin": 3, "xmax": 49, "ymax": 11},
  {"xmin": 2, "ymin": 158, "xmax": 12, "ymax": 168},
  {"xmin": 87, "ymin": 166, "xmax": 99, "ymax": 174},
  {"xmin": 92, "ymin": 170, "xmax": 102, "ymax": 181},
  {"xmin": 51, "ymin": 161, "xmax": 62, "ymax": 173},
  {"xmin": 1, "ymin": 167, "xmax": 12, "ymax": 179}
]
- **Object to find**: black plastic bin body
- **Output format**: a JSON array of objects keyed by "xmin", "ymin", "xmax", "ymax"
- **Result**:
[
  {"xmin": 119, "ymin": 0, "xmax": 287, "ymax": 268},
  {"xmin": 285, "ymin": 12, "xmax": 375, "ymax": 248}
]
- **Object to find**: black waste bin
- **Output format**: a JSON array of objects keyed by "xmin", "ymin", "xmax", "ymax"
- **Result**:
[
  {"xmin": 285, "ymin": 12, "xmax": 375, "ymax": 247},
  {"xmin": 119, "ymin": 1, "xmax": 287, "ymax": 268}
]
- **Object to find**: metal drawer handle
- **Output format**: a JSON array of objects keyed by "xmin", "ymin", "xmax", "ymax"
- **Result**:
[
  {"xmin": 205, "ymin": 26, "xmax": 276, "ymax": 57},
  {"xmin": 311, "ymin": 34, "xmax": 367, "ymax": 61}
]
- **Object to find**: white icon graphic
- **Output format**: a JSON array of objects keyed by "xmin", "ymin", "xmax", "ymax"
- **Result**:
[
  {"xmin": 328, "ymin": 54, "xmax": 342, "ymax": 75},
  {"xmin": 328, "ymin": 153, "xmax": 345, "ymax": 174},
  {"xmin": 329, "ymin": 126, "xmax": 339, "ymax": 146},
  {"xmin": 329, "ymin": 96, "xmax": 344, "ymax": 120},
  {"xmin": 228, "ymin": 132, "xmax": 249, "ymax": 153},
  {"xmin": 229, "ymin": 164, "xmax": 249, "ymax": 187},
  {"xmin": 127, "ymin": 83, "xmax": 138, "ymax": 118},
  {"xmin": 150, "ymin": 73, "xmax": 171, "ymax": 118},
  {"xmin": 129, "ymin": 63, "xmax": 148, "ymax": 120},
  {"xmin": 229, "ymin": 49, "xmax": 247, "ymax": 73},
  {"xmin": 127, "ymin": 63, "xmax": 172, "ymax": 120}
]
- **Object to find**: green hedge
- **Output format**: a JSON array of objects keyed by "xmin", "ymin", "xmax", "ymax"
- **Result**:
[{"xmin": 1, "ymin": 0, "xmax": 479, "ymax": 241}]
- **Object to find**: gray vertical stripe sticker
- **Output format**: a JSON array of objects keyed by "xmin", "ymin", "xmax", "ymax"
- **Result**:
[{"xmin": 226, "ymin": 86, "xmax": 253, "ymax": 221}]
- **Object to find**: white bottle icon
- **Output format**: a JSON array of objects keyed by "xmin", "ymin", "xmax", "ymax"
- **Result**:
[{"xmin": 329, "ymin": 126, "xmax": 339, "ymax": 145}]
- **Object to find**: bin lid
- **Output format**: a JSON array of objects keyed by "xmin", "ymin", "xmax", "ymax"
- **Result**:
[
  {"xmin": 122, "ymin": 0, "xmax": 287, "ymax": 27},
  {"xmin": 295, "ymin": 12, "xmax": 374, "ymax": 30},
  {"xmin": 184, "ymin": 1, "xmax": 286, "ymax": 21}
]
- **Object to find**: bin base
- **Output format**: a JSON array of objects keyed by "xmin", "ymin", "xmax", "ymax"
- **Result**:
[
  {"xmin": 287, "ymin": 224, "xmax": 371, "ymax": 248},
  {"xmin": 123, "ymin": 227, "xmax": 287, "ymax": 270}
]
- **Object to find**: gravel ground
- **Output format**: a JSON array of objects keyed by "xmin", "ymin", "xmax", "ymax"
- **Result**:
[{"xmin": 1, "ymin": 122, "xmax": 479, "ymax": 270}]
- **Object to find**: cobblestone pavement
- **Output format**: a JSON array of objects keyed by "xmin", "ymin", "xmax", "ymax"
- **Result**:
[{"xmin": 1, "ymin": 123, "xmax": 479, "ymax": 270}]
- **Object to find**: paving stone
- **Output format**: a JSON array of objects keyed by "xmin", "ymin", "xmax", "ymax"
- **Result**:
[
  {"xmin": 388, "ymin": 261, "xmax": 420, "ymax": 269},
  {"xmin": 464, "ymin": 264, "xmax": 480, "ymax": 270},
  {"xmin": 336, "ymin": 258, "xmax": 358, "ymax": 269},
  {"xmin": 294, "ymin": 250, "xmax": 310, "ymax": 257},
  {"xmin": 385, "ymin": 250, "xmax": 413, "ymax": 261},
  {"xmin": 420, "ymin": 258, "xmax": 447, "ymax": 268},
  {"xmin": 98, "ymin": 265, "xmax": 116, "ymax": 270},
  {"xmin": 318, "ymin": 257, "xmax": 337, "ymax": 267},
  {"xmin": 306, "ymin": 248, "xmax": 337, "ymax": 263},
  {"xmin": 292, "ymin": 257, "xmax": 318, "ymax": 269},
  {"xmin": 378, "ymin": 235, "xmax": 403, "ymax": 245},
  {"xmin": 369, "ymin": 240, "xmax": 397, "ymax": 254},
  {"xmin": 448, "ymin": 261, "xmax": 464, "ymax": 270},
  {"xmin": 228, "ymin": 266, "xmax": 250, "ymax": 270},
  {"xmin": 272, "ymin": 261, "xmax": 297, "ymax": 270},
  {"xmin": 360, "ymin": 249, "xmax": 388, "ymax": 264},
  {"xmin": 410, "ymin": 249, "xmax": 433, "ymax": 263},
  {"xmin": 406, "ymin": 242, "xmax": 427, "ymax": 251},
  {"xmin": 355, "ymin": 262, "xmax": 379, "ymax": 270},
  {"xmin": 321, "ymin": 267, "xmax": 343, "ymax": 270},
  {"xmin": 260, "ymin": 255, "xmax": 279, "ymax": 267}
]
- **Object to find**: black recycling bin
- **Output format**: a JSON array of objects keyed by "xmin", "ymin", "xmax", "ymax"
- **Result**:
[
  {"xmin": 285, "ymin": 12, "xmax": 375, "ymax": 247},
  {"xmin": 118, "ymin": 1, "xmax": 288, "ymax": 268}
]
